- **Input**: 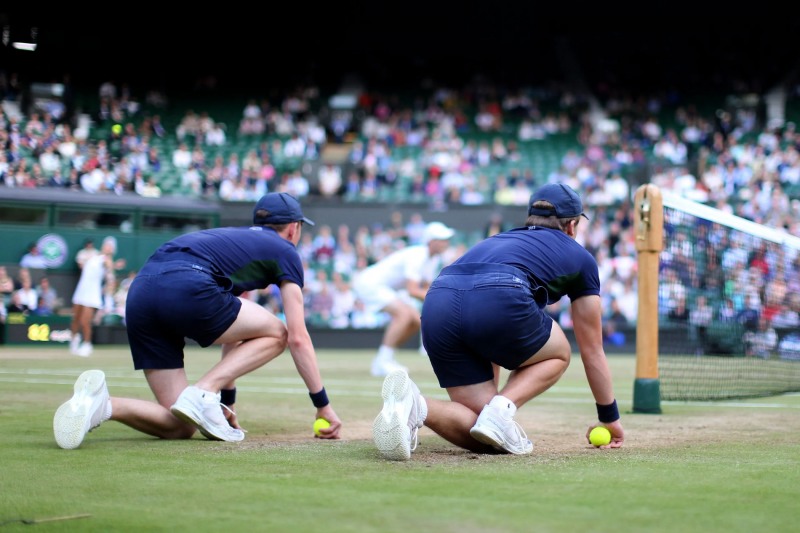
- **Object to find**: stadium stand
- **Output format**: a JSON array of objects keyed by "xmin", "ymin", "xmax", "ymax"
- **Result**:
[{"xmin": 2, "ymin": 17, "xmax": 799, "ymax": 345}]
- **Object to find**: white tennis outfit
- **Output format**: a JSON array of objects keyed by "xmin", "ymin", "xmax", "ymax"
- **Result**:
[
  {"xmin": 72, "ymin": 254, "xmax": 108, "ymax": 309},
  {"xmin": 353, "ymin": 245, "xmax": 443, "ymax": 313}
]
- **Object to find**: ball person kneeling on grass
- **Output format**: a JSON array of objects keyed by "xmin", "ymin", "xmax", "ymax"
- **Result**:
[
  {"xmin": 54, "ymin": 192, "xmax": 341, "ymax": 449},
  {"xmin": 373, "ymin": 183, "xmax": 624, "ymax": 460}
]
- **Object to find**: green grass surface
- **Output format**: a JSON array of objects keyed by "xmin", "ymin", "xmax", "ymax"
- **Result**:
[{"xmin": 1, "ymin": 346, "xmax": 798, "ymax": 532}]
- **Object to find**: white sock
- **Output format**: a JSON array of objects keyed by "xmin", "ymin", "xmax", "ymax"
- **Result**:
[
  {"xmin": 489, "ymin": 395, "xmax": 517, "ymax": 417},
  {"xmin": 103, "ymin": 399, "xmax": 113, "ymax": 423},
  {"xmin": 418, "ymin": 395, "xmax": 428, "ymax": 424},
  {"xmin": 198, "ymin": 387, "xmax": 219, "ymax": 400},
  {"xmin": 376, "ymin": 345, "xmax": 395, "ymax": 362}
]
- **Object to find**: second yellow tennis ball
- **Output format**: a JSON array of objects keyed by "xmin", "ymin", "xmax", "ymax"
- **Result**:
[
  {"xmin": 589, "ymin": 426, "xmax": 611, "ymax": 447},
  {"xmin": 313, "ymin": 418, "xmax": 331, "ymax": 436}
]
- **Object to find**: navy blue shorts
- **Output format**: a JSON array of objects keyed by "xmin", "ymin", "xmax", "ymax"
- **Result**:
[
  {"xmin": 421, "ymin": 262, "xmax": 552, "ymax": 388},
  {"xmin": 125, "ymin": 259, "xmax": 242, "ymax": 370}
]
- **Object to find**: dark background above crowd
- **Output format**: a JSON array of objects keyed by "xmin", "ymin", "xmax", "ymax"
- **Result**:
[{"xmin": 2, "ymin": 11, "xmax": 800, "ymax": 98}]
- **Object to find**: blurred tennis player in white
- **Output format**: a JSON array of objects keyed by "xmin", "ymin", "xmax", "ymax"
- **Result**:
[{"xmin": 353, "ymin": 221, "xmax": 455, "ymax": 376}]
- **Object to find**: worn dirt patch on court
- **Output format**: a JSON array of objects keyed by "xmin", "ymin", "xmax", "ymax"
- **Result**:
[{"xmin": 229, "ymin": 403, "xmax": 797, "ymax": 466}]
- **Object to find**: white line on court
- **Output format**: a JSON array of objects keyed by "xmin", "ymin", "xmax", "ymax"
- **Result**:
[{"xmin": 2, "ymin": 374, "xmax": 798, "ymax": 408}]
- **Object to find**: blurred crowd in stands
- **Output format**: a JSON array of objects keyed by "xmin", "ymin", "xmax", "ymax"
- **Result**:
[{"xmin": 1, "ymin": 74, "xmax": 799, "ymax": 357}]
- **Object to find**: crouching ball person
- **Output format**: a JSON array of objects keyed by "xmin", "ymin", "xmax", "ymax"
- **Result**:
[
  {"xmin": 373, "ymin": 183, "xmax": 624, "ymax": 460},
  {"xmin": 54, "ymin": 192, "xmax": 342, "ymax": 449}
]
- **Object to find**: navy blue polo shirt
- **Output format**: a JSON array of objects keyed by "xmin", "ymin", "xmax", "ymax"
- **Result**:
[
  {"xmin": 147, "ymin": 226, "xmax": 305, "ymax": 294},
  {"xmin": 452, "ymin": 226, "xmax": 600, "ymax": 304}
]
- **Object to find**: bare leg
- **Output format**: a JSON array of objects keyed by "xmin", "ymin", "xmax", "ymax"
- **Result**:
[
  {"xmin": 195, "ymin": 299, "xmax": 289, "ymax": 392},
  {"xmin": 71, "ymin": 305, "xmax": 95, "ymax": 343},
  {"xmin": 196, "ymin": 337, "xmax": 285, "ymax": 392},
  {"xmin": 381, "ymin": 300, "xmax": 421, "ymax": 349},
  {"xmin": 69, "ymin": 304, "xmax": 81, "ymax": 337},
  {"xmin": 423, "ymin": 380, "xmax": 499, "ymax": 452},
  {"xmin": 110, "ymin": 368, "xmax": 195, "ymax": 439},
  {"xmin": 80, "ymin": 308, "xmax": 96, "ymax": 343}
]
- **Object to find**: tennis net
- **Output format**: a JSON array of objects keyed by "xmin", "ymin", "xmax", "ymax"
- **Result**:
[{"xmin": 656, "ymin": 191, "xmax": 800, "ymax": 401}]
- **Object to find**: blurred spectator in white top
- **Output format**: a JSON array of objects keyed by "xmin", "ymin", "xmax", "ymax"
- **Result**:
[
  {"xmin": 318, "ymin": 163, "xmax": 343, "ymax": 197},
  {"xmin": 333, "ymin": 239, "xmax": 358, "ymax": 276},
  {"xmin": 20, "ymin": 243, "xmax": 48, "ymax": 269},
  {"xmin": 80, "ymin": 165, "xmax": 106, "ymax": 193},
  {"xmin": 137, "ymin": 176, "xmax": 162, "ymax": 198},
  {"xmin": 284, "ymin": 169, "xmax": 310, "ymax": 197},
  {"xmin": 283, "ymin": 133, "xmax": 306, "ymax": 158},
  {"xmin": 181, "ymin": 165, "xmax": 203, "ymax": 196},
  {"xmin": 172, "ymin": 142, "xmax": 192, "ymax": 170},
  {"xmin": 241, "ymin": 99, "xmax": 262, "ymax": 126},
  {"xmin": 460, "ymin": 181, "xmax": 486, "ymax": 205},
  {"xmin": 15, "ymin": 276, "xmax": 38, "ymax": 311},
  {"xmin": 205, "ymin": 122, "xmax": 226, "ymax": 146},
  {"xmin": 329, "ymin": 272, "xmax": 357, "ymax": 329},
  {"xmin": 653, "ymin": 129, "xmax": 688, "ymax": 165},
  {"xmin": 605, "ymin": 172, "xmax": 630, "ymax": 203},
  {"xmin": 39, "ymin": 144, "xmax": 61, "ymax": 175}
]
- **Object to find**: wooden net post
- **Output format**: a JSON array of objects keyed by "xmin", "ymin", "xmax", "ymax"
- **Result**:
[{"xmin": 633, "ymin": 183, "xmax": 663, "ymax": 414}]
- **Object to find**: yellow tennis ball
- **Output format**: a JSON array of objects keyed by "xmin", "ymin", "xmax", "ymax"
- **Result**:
[
  {"xmin": 589, "ymin": 426, "xmax": 612, "ymax": 447},
  {"xmin": 313, "ymin": 418, "xmax": 331, "ymax": 436}
]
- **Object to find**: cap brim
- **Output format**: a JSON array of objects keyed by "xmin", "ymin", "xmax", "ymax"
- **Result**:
[
  {"xmin": 428, "ymin": 230, "xmax": 454, "ymax": 241},
  {"xmin": 302, "ymin": 217, "xmax": 316, "ymax": 226}
]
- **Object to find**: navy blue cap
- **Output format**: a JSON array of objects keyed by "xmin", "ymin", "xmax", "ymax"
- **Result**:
[
  {"xmin": 528, "ymin": 183, "xmax": 589, "ymax": 220},
  {"xmin": 253, "ymin": 193, "xmax": 315, "ymax": 226}
]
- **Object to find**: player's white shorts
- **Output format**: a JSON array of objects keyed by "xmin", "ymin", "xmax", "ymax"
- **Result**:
[{"xmin": 352, "ymin": 281, "xmax": 420, "ymax": 315}]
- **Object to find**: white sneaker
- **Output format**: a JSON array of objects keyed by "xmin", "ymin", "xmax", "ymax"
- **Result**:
[
  {"xmin": 69, "ymin": 334, "xmax": 82, "ymax": 355},
  {"xmin": 370, "ymin": 357, "xmax": 408, "ymax": 377},
  {"xmin": 469, "ymin": 404, "xmax": 533, "ymax": 455},
  {"xmin": 170, "ymin": 386, "xmax": 245, "ymax": 442},
  {"xmin": 372, "ymin": 369, "xmax": 427, "ymax": 460},
  {"xmin": 53, "ymin": 370, "xmax": 110, "ymax": 450},
  {"xmin": 75, "ymin": 342, "xmax": 93, "ymax": 357}
]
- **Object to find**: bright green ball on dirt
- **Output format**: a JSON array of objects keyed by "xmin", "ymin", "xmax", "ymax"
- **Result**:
[
  {"xmin": 313, "ymin": 418, "xmax": 331, "ymax": 436},
  {"xmin": 589, "ymin": 426, "xmax": 611, "ymax": 447}
]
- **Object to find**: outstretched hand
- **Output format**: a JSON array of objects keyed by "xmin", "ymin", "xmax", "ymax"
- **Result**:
[
  {"xmin": 223, "ymin": 403, "xmax": 246, "ymax": 433},
  {"xmin": 314, "ymin": 405, "xmax": 342, "ymax": 439}
]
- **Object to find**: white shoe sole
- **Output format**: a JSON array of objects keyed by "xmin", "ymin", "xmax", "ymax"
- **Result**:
[
  {"xmin": 370, "ymin": 361, "xmax": 409, "ymax": 378},
  {"xmin": 53, "ymin": 370, "xmax": 106, "ymax": 450},
  {"xmin": 470, "ymin": 422, "xmax": 533, "ymax": 455},
  {"xmin": 469, "ymin": 423, "xmax": 506, "ymax": 450},
  {"xmin": 372, "ymin": 370, "xmax": 413, "ymax": 460},
  {"xmin": 170, "ymin": 399, "xmax": 244, "ymax": 442}
]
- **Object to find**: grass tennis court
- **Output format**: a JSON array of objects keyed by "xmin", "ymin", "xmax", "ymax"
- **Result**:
[{"xmin": 1, "ymin": 345, "xmax": 798, "ymax": 532}]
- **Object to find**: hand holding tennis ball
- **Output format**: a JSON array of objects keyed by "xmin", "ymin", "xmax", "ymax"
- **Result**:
[
  {"xmin": 313, "ymin": 417, "xmax": 331, "ymax": 437},
  {"xmin": 589, "ymin": 426, "xmax": 612, "ymax": 447}
]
